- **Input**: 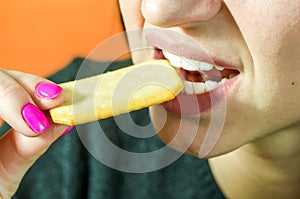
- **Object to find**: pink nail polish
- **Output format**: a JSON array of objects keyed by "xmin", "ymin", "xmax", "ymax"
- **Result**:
[
  {"xmin": 21, "ymin": 103, "xmax": 51, "ymax": 133},
  {"xmin": 36, "ymin": 82, "xmax": 62, "ymax": 99},
  {"xmin": 60, "ymin": 126, "xmax": 74, "ymax": 137}
]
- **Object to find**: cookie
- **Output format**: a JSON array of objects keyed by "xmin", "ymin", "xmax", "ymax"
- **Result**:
[{"xmin": 49, "ymin": 60, "xmax": 183, "ymax": 125}]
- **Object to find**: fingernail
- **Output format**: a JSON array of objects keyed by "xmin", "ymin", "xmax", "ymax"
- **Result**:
[
  {"xmin": 21, "ymin": 103, "xmax": 50, "ymax": 133},
  {"xmin": 60, "ymin": 126, "xmax": 74, "ymax": 137},
  {"xmin": 36, "ymin": 82, "xmax": 62, "ymax": 99}
]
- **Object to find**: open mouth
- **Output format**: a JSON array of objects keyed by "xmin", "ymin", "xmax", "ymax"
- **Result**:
[
  {"xmin": 153, "ymin": 48, "xmax": 241, "ymax": 115},
  {"xmin": 159, "ymin": 49, "xmax": 240, "ymax": 95}
]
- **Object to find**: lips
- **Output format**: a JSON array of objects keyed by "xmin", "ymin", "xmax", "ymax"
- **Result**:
[
  {"xmin": 162, "ymin": 50, "xmax": 240, "ymax": 94},
  {"xmin": 153, "ymin": 48, "xmax": 240, "ymax": 115}
]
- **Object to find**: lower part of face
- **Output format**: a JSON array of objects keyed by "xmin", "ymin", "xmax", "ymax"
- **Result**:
[{"xmin": 119, "ymin": 0, "xmax": 300, "ymax": 157}]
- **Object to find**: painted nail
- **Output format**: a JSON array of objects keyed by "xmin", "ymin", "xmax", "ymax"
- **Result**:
[
  {"xmin": 36, "ymin": 82, "xmax": 62, "ymax": 99},
  {"xmin": 60, "ymin": 126, "xmax": 74, "ymax": 137},
  {"xmin": 21, "ymin": 103, "xmax": 51, "ymax": 133}
]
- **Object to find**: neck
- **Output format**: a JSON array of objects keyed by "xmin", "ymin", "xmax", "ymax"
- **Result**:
[{"xmin": 209, "ymin": 123, "xmax": 300, "ymax": 199}]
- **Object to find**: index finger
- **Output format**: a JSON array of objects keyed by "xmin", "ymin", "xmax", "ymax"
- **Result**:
[{"xmin": 0, "ymin": 70, "xmax": 52, "ymax": 136}]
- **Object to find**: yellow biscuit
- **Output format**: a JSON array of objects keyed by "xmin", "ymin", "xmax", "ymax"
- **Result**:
[{"xmin": 49, "ymin": 60, "xmax": 183, "ymax": 126}]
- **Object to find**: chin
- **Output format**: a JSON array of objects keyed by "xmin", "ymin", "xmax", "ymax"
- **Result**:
[
  {"xmin": 149, "ymin": 105, "xmax": 226, "ymax": 158},
  {"xmin": 149, "ymin": 101, "xmax": 251, "ymax": 159}
]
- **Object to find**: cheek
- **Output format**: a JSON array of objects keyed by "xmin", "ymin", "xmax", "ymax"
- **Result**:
[
  {"xmin": 119, "ymin": 0, "xmax": 153, "ymax": 63},
  {"xmin": 226, "ymin": 1, "xmax": 300, "ymax": 93},
  {"xmin": 150, "ymin": 106, "xmax": 204, "ymax": 156},
  {"xmin": 119, "ymin": 0, "xmax": 144, "ymax": 30},
  {"xmin": 227, "ymin": 1, "xmax": 300, "ymax": 125},
  {"xmin": 227, "ymin": 1, "xmax": 300, "ymax": 57}
]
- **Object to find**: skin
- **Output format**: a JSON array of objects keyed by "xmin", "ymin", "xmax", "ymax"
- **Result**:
[
  {"xmin": 0, "ymin": 1, "xmax": 299, "ymax": 198},
  {"xmin": 0, "ymin": 71, "xmax": 69, "ymax": 198},
  {"xmin": 119, "ymin": 0, "xmax": 300, "ymax": 198}
]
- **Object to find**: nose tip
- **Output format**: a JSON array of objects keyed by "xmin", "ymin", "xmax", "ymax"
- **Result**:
[{"xmin": 141, "ymin": 0, "xmax": 222, "ymax": 28}]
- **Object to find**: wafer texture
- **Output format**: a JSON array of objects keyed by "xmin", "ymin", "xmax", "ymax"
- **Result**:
[{"xmin": 49, "ymin": 60, "xmax": 183, "ymax": 126}]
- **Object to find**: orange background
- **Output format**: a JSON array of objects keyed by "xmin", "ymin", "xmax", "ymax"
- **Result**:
[{"xmin": 0, "ymin": 0, "xmax": 129, "ymax": 77}]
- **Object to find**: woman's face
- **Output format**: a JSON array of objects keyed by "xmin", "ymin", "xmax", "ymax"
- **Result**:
[{"xmin": 119, "ymin": 0, "xmax": 300, "ymax": 157}]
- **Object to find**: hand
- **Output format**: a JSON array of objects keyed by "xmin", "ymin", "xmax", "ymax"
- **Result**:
[{"xmin": 0, "ymin": 70, "xmax": 71, "ymax": 199}]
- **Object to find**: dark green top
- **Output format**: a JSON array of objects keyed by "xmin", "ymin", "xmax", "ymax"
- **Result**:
[{"xmin": 1, "ymin": 58, "xmax": 224, "ymax": 199}]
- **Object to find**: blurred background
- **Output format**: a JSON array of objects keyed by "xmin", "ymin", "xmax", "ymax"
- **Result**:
[{"xmin": 0, "ymin": 0, "xmax": 129, "ymax": 77}]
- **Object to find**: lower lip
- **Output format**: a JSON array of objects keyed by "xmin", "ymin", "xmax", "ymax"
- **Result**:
[{"xmin": 161, "ymin": 76, "xmax": 239, "ymax": 115}]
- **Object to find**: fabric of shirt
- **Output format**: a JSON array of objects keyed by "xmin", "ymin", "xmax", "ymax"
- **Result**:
[{"xmin": 0, "ymin": 58, "xmax": 225, "ymax": 199}]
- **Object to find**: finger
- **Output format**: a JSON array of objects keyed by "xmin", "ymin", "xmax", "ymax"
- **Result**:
[
  {"xmin": 3, "ymin": 70, "xmax": 64, "ymax": 110},
  {"xmin": 0, "ymin": 124, "xmax": 71, "ymax": 197},
  {"xmin": 0, "ymin": 70, "xmax": 50, "ymax": 136}
]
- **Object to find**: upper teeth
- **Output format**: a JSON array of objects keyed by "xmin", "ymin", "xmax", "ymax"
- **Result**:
[{"xmin": 162, "ymin": 50, "xmax": 224, "ymax": 71}]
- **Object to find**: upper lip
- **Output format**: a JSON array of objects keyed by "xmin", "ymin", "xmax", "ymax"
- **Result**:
[{"xmin": 144, "ymin": 28, "xmax": 241, "ymax": 71}]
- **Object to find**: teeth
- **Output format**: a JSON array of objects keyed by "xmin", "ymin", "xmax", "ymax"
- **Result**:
[
  {"xmin": 199, "ymin": 62, "xmax": 214, "ymax": 71},
  {"xmin": 162, "ymin": 50, "xmax": 234, "ymax": 95},
  {"xmin": 163, "ymin": 50, "xmax": 215, "ymax": 71},
  {"xmin": 162, "ymin": 51, "xmax": 182, "ymax": 68},
  {"xmin": 183, "ymin": 81, "xmax": 194, "ymax": 94},
  {"xmin": 193, "ymin": 82, "xmax": 206, "ymax": 93},
  {"xmin": 220, "ymin": 78, "xmax": 228, "ymax": 84},
  {"xmin": 215, "ymin": 65, "xmax": 224, "ymax": 71},
  {"xmin": 182, "ymin": 78, "xmax": 228, "ymax": 94},
  {"xmin": 205, "ymin": 80, "xmax": 219, "ymax": 91},
  {"xmin": 181, "ymin": 57, "xmax": 201, "ymax": 71}
]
